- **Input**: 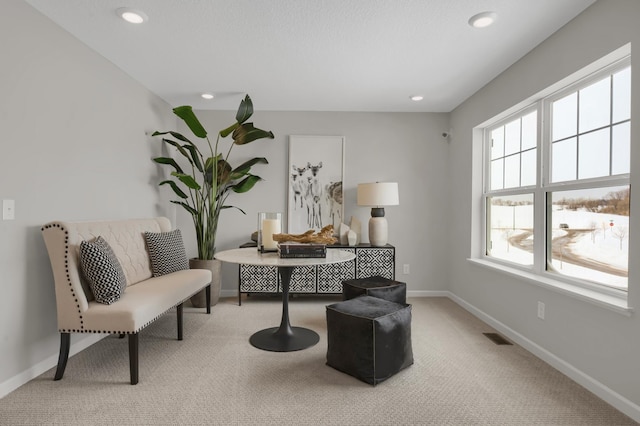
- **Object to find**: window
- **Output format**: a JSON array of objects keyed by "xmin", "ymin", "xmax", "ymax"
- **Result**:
[{"xmin": 483, "ymin": 58, "xmax": 631, "ymax": 293}]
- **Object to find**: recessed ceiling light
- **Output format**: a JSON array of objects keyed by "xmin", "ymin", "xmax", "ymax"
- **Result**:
[
  {"xmin": 201, "ymin": 93, "xmax": 215, "ymax": 100},
  {"xmin": 410, "ymin": 95, "xmax": 424, "ymax": 101},
  {"xmin": 468, "ymin": 11, "xmax": 497, "ymax": 28},
  {"xmin": 116, "ymin": 8, "xmax": 148, "ymax": 24}
]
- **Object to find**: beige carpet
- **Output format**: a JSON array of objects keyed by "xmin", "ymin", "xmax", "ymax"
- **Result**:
[{"xmin": 0, "ymin": 296, "xmax": 636, "ymax": 425}]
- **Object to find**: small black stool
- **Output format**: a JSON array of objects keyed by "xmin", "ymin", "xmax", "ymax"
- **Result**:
[
  {"xmin": 342, "ymin": 275, "xmax": 407, "ymax": 304},
  {"xmin": 326, "ymin": 295, "xmax": 413, "ymax": 385}
]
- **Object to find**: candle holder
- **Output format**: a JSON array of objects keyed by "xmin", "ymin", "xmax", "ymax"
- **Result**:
[{"xmin": 258, "ymin": 212, "xmax": 282, "ymax": 253}]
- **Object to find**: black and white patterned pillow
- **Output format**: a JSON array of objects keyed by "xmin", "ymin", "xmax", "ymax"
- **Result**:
[
  {"xmin": 144, "ymin": 229, "xmax": 189, "ymax": 277},
  {"xmin": 79, "ymin": 236, "xmax": 127, "ymax": 305}
]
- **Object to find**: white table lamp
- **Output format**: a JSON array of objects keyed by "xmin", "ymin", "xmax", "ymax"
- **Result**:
[{"xmin": 357, "ymin": 182, "xmax": 399, "ymax": 246}]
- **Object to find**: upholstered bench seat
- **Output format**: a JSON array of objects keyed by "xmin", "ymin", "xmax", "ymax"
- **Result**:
[
  {"xmin": 81, "ymin": 269, "xmax": 209, "ymax": 332},
  {"xmin": 326, "ymin": 295, "xmax": 413, "ymax": 385},
  {"xmin": 41, "ymin": 217, "xmax": 212, "ymax": 385}
]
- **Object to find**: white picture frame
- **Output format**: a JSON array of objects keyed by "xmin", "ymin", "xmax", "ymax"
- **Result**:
[{"xmin": 287, "ymin": 135, "xmax": 345, "ymax": 235}]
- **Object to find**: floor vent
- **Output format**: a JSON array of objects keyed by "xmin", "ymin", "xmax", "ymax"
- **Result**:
[{"xmin": 483, "ymin": 332, "xmax": 512, "ymax": 345}]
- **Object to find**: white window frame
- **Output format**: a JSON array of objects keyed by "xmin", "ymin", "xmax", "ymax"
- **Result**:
[
  {"xmin": 484, "ymin": 106, "xmax": 538, "ymax": 269},
  {"xmin": 478, "ymin": 55, "xmax": 631, "ymax": 312}
]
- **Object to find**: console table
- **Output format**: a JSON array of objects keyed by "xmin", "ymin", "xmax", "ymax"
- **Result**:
[
  {"xmin": 215, "ymin": 248, "xmax": 355, "ymax": 352},
  {"xmin": 236, "ymin": 243, "xmax": 395, "ymax": 305}
]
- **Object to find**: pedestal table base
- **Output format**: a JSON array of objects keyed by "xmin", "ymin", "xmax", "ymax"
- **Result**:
[
  {"xmin": 249, "ymin": 265, "xmax": 320, "ymax": 352},
  {"xmin": 249, "ymin": 327, "xmax": 319, "ymax": 352}
]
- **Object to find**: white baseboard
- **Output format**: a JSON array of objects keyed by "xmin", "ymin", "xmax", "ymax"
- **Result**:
[
  {"xmin": 446, "ymin": 291, "xmax": 640, "ymax": 423},
  {"xmin": 407, "ymin": 290, "xmax": 450, "ymax": 298},
  {"xmin": 0, "ymin": 334, "xmax": 104, "ymax": 399}
]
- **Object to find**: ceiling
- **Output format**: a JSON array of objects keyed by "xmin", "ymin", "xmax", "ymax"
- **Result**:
[{"xmin": 24, "ymin": 0, "xmax": 596, "ymax": 112}]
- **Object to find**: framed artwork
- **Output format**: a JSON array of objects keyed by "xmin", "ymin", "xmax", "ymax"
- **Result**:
[{"xmin": 288, "ymin": 135, "xmax": 345, "ymax": 235}]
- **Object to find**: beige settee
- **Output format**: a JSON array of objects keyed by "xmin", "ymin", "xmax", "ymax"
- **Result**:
[{"xmin": 41, "ymin": 217, "xmax": 212, "ymax": 384}]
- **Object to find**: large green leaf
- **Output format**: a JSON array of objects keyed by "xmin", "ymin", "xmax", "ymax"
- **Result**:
[
  {"xmin": 235, "ymin": 95, "xmax": 254, "ymax": 124},
  {"xmin": 159, "ymin": 180, "xmax": 188, "ymax": 199},
  {"xmin": 232, "ymin": 123, "xmax": 275, "ymax": 145},
  {"xmin": 230, "ymin": 157, "xmax": 268, "ymax": 179},
  {"xmin": 217, "ymin": 159, "xmax": 233, "ymax": 184},
  {"xmin": 172, "ymin": 172, "xmax": 201, "ymax": 190},
  {"xmin": 233, "ymin": 157, "xmax": 268, "ymax": 173},
  {"xmin": 152, "ymin": 130, "xmax": 194, "ymax": 145},
  {"xmin": 160, "ymin": 139, "xmax": 193, "ymax": 165},
  {"xmin": 173, "ymin": 106, "xmax": 207, "ymax": 138},
  {"xmin": 222, "ymin": 205, "xmax": 247, "ymax": 215},
  {"xmin": 170, "ymin": 200, "xmax": 198, "ymax": 216},
  {"xmin": 204, "ymin": 155, "xmax": 220, "ymax": 173},
  {"xmin": 231, "ymin": 175, "xmax": 262, "ymax": 193},
  {"xmin": 182, "ymin": 144, "xmax": 203, "ymax": 173},
  {"xmin": 219, "ymin": 122, "xmax": 239, "ymax": 138},
  {"xmin": 204, "ymin": 157, "xmax": 215, "ymax": 186},
  {"xmin": 153, "ymin": 157, "xmax": 184, "ymax": 174}
]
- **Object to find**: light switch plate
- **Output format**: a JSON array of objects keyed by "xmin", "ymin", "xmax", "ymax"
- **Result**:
[{"xmin": 3, "ymin": 199, "xmax": 15, "ymax": 220}]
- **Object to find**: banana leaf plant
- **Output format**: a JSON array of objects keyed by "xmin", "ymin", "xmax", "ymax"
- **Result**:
[{"xmin": 152, "ymin": 95, "xmax": 274, "ymax": 260}]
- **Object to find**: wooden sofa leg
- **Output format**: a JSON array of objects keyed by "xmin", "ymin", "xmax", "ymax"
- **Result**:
[
  {"xmin": 54, "ymin": 333, "xmax": 70, "ymax": 381},
  {"xmin": 128, "ymin": 333, "xmax": 139, "ymax": 385},
  {"xmin": 206, "ymin": 284, "xmax": 211, "ymax": 314},
  {"xmin": 177, "ymin": 303, "xmax": 183, "ymax": 341}
]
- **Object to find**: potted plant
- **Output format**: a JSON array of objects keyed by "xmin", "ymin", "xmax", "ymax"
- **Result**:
[{"xmin": 152, "ymin": 95, "xmax": 274, "ymax": 306}]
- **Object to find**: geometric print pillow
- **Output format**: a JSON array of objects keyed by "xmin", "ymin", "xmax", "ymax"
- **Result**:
[
  {"xmin": 143, "ymin": 229, "xmax": 189, "ymax": 277},
  {"xmin": 79, "ymin": 236, "xmax": 127, "ymax": 305}
]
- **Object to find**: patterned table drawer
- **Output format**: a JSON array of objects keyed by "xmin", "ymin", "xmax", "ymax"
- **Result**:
[
  {"xmin": 239, "ymin": 264, "xmax": 278, "ymax": 292},
  {"xmin": 318, "ymin": 248, "xmax": 356, "ymax": 293},
  {"xmin": 356, "ymin": 248, "xmax": 395, "ymax": 280},
  {"xmin": 289, "ymin": 265, "xmax": 317, "ymax": 293}
]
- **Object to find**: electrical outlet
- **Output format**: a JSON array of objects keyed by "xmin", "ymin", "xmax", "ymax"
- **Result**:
[
  {"xmin": 537, "ymin": 301, "xmax": 545, "ymax": 320},
  {"xmin": 2, "ymin": 199, "xmax": 15, "ymax": 220},
  {"xmin": 403, "ymin": 264, "xmax": 410, "ymax": 274}
]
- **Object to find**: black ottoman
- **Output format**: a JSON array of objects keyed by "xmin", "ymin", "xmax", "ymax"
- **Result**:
[
  {"xmin": 326, "ymin": 295, "xmax": 413, "ymax": 385},
  {"xmin": 342, "ymin": 275, "xmax": 407, "ymax": 304}
]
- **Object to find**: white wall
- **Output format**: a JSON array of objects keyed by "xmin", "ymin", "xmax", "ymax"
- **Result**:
[
  {"xmin": 449, "ymin": 0, "xmax": 640, "ymax": 417},
  {"xmin": 0, "ymin": 0, "xmax": 175, "ymax": 395},
  {"xmin": 172, "ymin": 110, "xmax": 451, "ymax": 295}
]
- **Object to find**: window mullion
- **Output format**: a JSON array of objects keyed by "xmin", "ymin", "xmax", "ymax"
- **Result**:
[
  {"xmin": 535, "ymin": 100, "xmax": 548, "ymax": 275},
  {"xmin": 609, "ymin": 74, "xmax": 614, "ymax": 176}
]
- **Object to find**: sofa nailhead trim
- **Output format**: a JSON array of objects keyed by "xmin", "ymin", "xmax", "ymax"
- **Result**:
[
  {"xmin": 57, "ymin": 302, "xmax": 185, "ymax": 335},
  {"xmin": 45, "ymin": 223, "xmax": 86, "ymax": 331}
]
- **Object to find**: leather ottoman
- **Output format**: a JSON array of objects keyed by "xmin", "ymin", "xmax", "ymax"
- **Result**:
[
  {"xmin": 326, "ymin": 295, "xmax": 413, "ymax": 385},
  {"xmin": 342, "ymin": 275, "xmax": 407, "ymax": 304}
]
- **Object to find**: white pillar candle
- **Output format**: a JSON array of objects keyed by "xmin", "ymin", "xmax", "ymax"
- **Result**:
[{"xmin": 261, "ymin": 218, "xmax": 281, "ymax": 249}]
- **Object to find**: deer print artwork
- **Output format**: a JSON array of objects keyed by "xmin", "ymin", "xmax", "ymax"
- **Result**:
[
  {"xmin": 288, "ymin": 136, "xmax": 344, "ymax": 234},
  {"xmin": 291, "ymin": 165, "xmax": 308, "ymax": 210},
  {"xmin": 306, "ymin": 162, "xmax": 323, "ymax": 228},
  {"xmin": 326, "ymin": 181, "xmax": 343, "ymax": 226}
]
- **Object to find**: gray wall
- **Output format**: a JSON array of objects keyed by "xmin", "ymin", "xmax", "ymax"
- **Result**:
[
  {"xmin": 174, "ymin": 111, "xmax": 451, "ymax": 295},
  {"xmin": 449, "ymin": 0, "xmax": 640, "ymax": 414},
  {"xmin": 0, "ymin": 0, "xmax": 175, "ymax": 392}
]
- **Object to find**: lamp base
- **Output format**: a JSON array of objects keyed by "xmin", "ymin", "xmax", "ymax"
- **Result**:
[{"xmin": 369, "ymin": 216, "xmax": 388, "ymax": 246}]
